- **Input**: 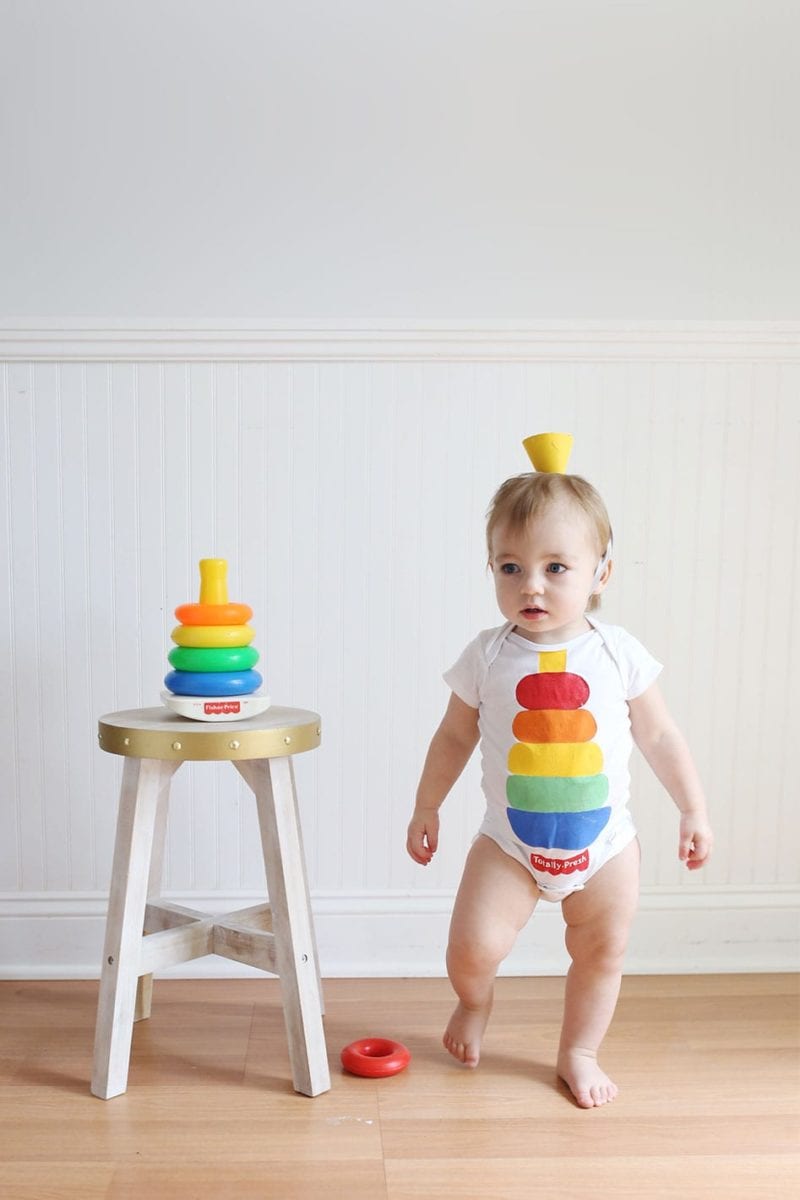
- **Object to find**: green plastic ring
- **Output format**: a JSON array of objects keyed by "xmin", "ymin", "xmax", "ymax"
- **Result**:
[{"xmin": 167, "ymin": 645, "xmax": 260, "ymax": 673}]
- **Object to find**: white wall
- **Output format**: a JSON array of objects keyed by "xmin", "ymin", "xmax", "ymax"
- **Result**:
[
  {"xmin": 1, "ymin": 0, "xmax": 798, "ymax": 319},
  {"xmin": 1, "ymin": 339, "xmax": 798, "ymax": 976}
]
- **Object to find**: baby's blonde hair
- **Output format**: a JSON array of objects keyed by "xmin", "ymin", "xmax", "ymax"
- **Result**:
[{"xmin": 486, "ymin": 473, "xmax": 613, "ymax": 612}]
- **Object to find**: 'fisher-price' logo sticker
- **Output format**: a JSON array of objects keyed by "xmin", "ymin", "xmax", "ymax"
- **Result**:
[
  {"xmin": 531, "ymin": 850, "xmax": 589, "ymax": 876},
  {"xmin": 204, "ymin": 700, "xmax": 242, "ymax": 715}
]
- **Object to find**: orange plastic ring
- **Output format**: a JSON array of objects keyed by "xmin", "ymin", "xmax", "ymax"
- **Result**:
[
  {"xmin": 175, "ymin": 602, "xmax": 253, "ymax": 626},
  {"xmin": 340, "ymin": 1038, "xmax": 411, "ymax": 1078}
]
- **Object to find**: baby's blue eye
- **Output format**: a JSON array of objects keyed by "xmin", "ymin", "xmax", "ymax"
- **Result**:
[
  {"xmin": 500, "ymin": 563, "xmax": 520, "ymax": 575},
  {"xmin": 547, "ymin": 563, "xmax": 567, "ymax": 574}
]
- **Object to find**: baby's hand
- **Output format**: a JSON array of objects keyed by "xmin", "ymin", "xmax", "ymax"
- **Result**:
[
  {"xmin": 678, "ymin": 811, "xmax": 714, "ymax": 870},
  {"xmin": 407, "ymin": 808, "xmax": 439, "ymax": 865}
]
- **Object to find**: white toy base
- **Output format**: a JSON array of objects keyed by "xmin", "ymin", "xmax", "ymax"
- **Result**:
[{"xmin": 160, "ymin": 691, "xmax": 272, "ymax": 723}]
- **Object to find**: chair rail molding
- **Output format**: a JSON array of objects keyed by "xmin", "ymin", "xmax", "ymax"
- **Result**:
[{"xmin": 1, "ymin": 319, "xmax": 799, "ymax": 363}]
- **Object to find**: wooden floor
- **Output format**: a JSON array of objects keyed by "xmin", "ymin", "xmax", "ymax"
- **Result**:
[{"xmin": 0, "ymin": 974, "xmax": 797, "ymax": 1199}]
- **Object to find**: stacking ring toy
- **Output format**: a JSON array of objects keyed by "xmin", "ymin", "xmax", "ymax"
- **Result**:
[
  {"xmin": 340, "ymin": 1038, "xmax": 411, "ymax": 1078},
  {"xmin": 162, "ymin": 559, "xmax": 268, "ymax": 721},
  {"xmin": 171, "ymin": 624, "xmax": 255, "ymax": 648},
  {"xmin": 164, "ymin": 669, "xmax": 262, "ymax": 697},
  {"xmin": 175, "ymin": 601, "xmax": 253, "ymax": 626},
  {"xmin": 168, "ymin": 645, "xmax": 259, "ymax": 673}
]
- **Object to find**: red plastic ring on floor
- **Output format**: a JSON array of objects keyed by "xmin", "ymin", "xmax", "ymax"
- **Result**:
[{"xmin": 340, "ymin": 1037, "xmax": 411, "ymax": 1078}]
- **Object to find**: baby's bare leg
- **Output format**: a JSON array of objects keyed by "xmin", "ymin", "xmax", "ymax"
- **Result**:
[
  {"xmin": 445, "ymin": 835, "xmax": 540, "ymax": 1066},
  {"xmin": 557, "ymin": 838, "xmax": 640, "ymax": 1107}
]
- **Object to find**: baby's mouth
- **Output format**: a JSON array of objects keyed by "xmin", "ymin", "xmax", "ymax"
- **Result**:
[{"xmin": 521, "ymin": 606, "xmax": 546, "ymax": 617}]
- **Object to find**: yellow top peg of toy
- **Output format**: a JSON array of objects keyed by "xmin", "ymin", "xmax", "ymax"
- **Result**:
[
  {"xmin": 522, "ymin": 432, "xmax": 574, "ymax": 474},
  {"xmin": 199, "ymin": 558, "xmax": 229, "ymax": 605}
]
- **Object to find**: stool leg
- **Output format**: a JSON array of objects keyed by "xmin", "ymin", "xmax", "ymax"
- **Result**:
[
  {"xmin": 240, "ymin": 758, "xmax": 326, "ymax": 1017},
  {"xmin": 135, "ymin": 764, "xmax": 173, "ymax": 1022},
  {"xmin": 91, "ymin": 757, "xmax": 179, "ymax": 1099},
  {"xmin": 289, "ymin": 767, "xmax": 326, "ymax": 1019},
  {"xmin": 237, "ymin": 757, "xmax": 330, "ymax": 1097},
  {"xmin": 241, "ymin": 755, "xmax": 325, "ymax": 1015}
]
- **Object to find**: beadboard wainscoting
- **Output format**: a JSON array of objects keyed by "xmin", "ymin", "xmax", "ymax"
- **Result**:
[{"xmin": 1, "ymin": 322, "xmax": 798, "ymax": 977}]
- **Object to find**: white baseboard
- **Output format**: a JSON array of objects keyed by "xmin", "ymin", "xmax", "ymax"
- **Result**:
[{"xmin": 0, "ymin": 887, "xmax": 797, "ymax": 978}]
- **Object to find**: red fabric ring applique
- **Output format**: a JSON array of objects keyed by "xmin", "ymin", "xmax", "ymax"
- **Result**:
[{"xmin": 340, "ymin": 1038, "xmax": 411, "ymax": 1078}]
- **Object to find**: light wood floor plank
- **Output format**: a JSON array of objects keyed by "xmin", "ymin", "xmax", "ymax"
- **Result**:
[
  {"xmin": 106, "ymin": 1161, "xmax": 388, "ymax": 1199},
  {"xmin": 381, "ymin": 1113, "xmax": 797, "ymax": 1159},
  {"xmin": 0, "ymin": 1164, "xmax": 115, "ymax": 1200},
  {"xmin": 384, "ymin": 1156, "xmax": 800, "ymax": 1200}
]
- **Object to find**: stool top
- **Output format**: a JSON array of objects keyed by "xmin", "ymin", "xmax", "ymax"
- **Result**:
[{"xmin": 98, "ymin": 705, "xmax": 321, "ymax": 762}]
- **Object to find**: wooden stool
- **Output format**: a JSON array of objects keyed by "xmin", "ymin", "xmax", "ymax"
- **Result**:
[{"xmin": 91, "ymin": 705, "xmax": 330, "ymax": 1099}]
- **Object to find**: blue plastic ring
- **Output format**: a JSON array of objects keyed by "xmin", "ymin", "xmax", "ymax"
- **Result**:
[{"xmin": 164, "ymin": 669, "xmax": 263, "ymax": 697}]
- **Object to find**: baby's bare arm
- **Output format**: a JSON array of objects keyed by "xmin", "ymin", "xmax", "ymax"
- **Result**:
[
  {"xmin": 629, "ymin": 682, "xmax": 713, "ymax": 869},
  {"xmin": 407, "ymin": 693, "xmax": 480, "ymax": 865}
]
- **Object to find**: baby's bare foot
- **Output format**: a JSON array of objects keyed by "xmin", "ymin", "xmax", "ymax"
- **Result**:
[
  {"xmin": 443, "ymin": 1001, "xmax": 491, "ymax": 1068},
  {"xmin": 557, "ymin": 1048, "xmax": 618, "ymax": 1108}
]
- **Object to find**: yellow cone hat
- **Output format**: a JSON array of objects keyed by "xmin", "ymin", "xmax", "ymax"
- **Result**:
[{"xmin": 522, "ymin": 432, "xmax": 573, "ymax": 473}]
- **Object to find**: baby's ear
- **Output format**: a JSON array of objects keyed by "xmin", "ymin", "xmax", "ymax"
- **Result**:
[{"xmin": 593, "ymin": 558, "xmax": 613, "ymax": 594}]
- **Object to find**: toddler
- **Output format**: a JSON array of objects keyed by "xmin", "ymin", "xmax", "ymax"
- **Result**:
[{"xmin": 407, "ymin": 446, "xmax": 713, "ymax": 1108}]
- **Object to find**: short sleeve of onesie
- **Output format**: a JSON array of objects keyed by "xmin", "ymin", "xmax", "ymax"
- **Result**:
[
  {"xmin": 442, "ymin": 634, "xmax": 484, "ymax": 708},
  {"xmin": 597, "ymin": 623, "xmax": 663, "ymax": 700}
]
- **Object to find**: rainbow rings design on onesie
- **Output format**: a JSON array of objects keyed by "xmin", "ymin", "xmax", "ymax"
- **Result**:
[
  {"xmin": 506, "ymin": 649, "xmax": 610, "ymax": 877},
  {"xmin": 160, "ymin": 559, "xmax": 271, "ymax": 722}
]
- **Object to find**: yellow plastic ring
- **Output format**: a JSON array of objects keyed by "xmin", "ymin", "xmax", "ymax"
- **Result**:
[
  {"xmin": 171, "ymin": 624, "xmax": 255, "ymax": 648},
  {"xmin": 175, "ymin": 601, "xmax": 253, "ymax": 626}
]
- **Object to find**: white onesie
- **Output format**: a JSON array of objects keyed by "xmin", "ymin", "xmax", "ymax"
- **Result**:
[{"xmin": 444, "ymin": 618, "xmax": 662, "ymax": 900}]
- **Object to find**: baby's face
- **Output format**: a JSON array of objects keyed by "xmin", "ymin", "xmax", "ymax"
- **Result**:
[{"xmin": 490, "ymin": 503, "xmax": 608, "ymax": 644}]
